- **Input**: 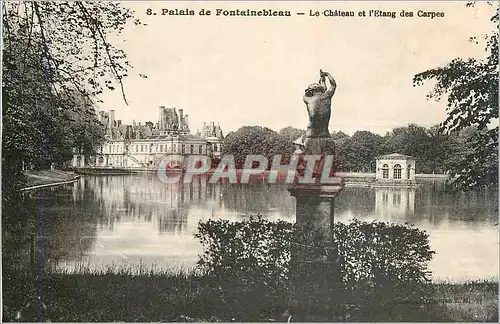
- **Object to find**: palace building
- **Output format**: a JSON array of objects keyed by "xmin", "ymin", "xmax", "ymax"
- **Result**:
[{"xmin": 72, "ymin": 106, "xmax": 224, "ymax": 168}]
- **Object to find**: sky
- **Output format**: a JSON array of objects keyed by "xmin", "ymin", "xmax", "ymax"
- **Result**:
[{"xmin": 97, "ymin": 1, "xmax": 496, "ymax": 136}]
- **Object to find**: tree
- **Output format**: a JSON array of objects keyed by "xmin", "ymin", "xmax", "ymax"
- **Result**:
[
  {"xmin": 278, "ymin": 126, "xmax": 305, "ymax": 142},
  {"xmin": 386, "ymin": 124, "xmax": 433, "ymax": 173},
  {"xmin": 331, "ymin": 130, "xmax": 349, "ymax": 141},
  {"xmin": 2, "ymin": 2, "xmax": 140, "ymax": 193},
  {"xmin": 413, "ymin": 3, "xmax": 498, "ymax": 190},
  {"xmin": 349, "ymin": 131, "xmax": 383, "ymax": 172},
  {"xmin": 425, "ymin": 125, "xmax": 452, "ymax": 174},
  {"xmin": 333, "ymin": 135, "xmax": 354, "ymax": 172},
  {"xmin": 222, "ymin": 126, "xmax": 294, "ymax": 168}
]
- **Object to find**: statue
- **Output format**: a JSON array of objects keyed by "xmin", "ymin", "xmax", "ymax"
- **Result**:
[
  {"xmin": 293, "ymin": 70, "xmax": 337, "ymax": 180},
  {"xmin": 301, "ymin": 69, "xmax": 336, "ymax": 155}
]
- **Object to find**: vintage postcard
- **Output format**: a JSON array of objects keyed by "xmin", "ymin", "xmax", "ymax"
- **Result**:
[{"xmin": 2, "ymin": 1, "xmax": 498, "ymax": 322}]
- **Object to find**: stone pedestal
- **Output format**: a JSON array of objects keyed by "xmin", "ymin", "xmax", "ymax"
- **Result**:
[
  {"xmin": 288, "ymin": 179, "xmax": 344, "ymax": 242},
  {"xmin": 287, "ymin": 178, "xmax": 345, "ymax": 319}
]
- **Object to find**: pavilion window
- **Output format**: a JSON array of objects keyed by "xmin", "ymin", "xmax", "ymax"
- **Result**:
[
  {"xmin": 198, "ymin": 145, "xmax": 203, "ymax": 154},
  {"xmin": 394, "ymin": 164, "xmax": 402, "ymax": 179},
  {"xmin": 382, "ymin": 164, "xmax": 389, "ymax": 179},
  {"xmin": 408, "ymin": 165, "xmax": 411, "ymax": 179},
  {"xmin": 160, "ymin": 144, "xmax": 164, "ymax": 152}
]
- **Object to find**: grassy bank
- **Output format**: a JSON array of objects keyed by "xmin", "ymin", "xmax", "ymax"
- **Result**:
[
  {"xmin": 3, "ymin": 267, "xmax": 497, "ymax": 322},
  {"xmin": 431, "ymin": 280, "xmax": 499, "ymax": 322},
  {"xmin": 22, "ymin": 170, "xmax": 78, "ymax": 189}
]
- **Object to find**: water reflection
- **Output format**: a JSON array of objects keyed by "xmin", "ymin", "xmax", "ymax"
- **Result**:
[
  {"xmin": 374, "ymin": 188, "xmax": 415, "ymax": 220},
  {"xmin": 82, "ymin": 175, "xmax": 296, "ymax": 236},
  {"xmin": 13, "ymin": 176, "xmax": 498, "ymax": 281}
]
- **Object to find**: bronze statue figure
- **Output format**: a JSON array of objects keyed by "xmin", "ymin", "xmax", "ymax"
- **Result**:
[
  {"xmin": 297, "ymin": 70, "xmax": 336, "ymax": 155},
  {"xmin": 303, "ymin": 69, "xmax": 336, "ymax": 139}
]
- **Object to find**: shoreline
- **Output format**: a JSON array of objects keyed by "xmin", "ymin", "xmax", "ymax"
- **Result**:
[
  {"xmin": 20, "ymin": 170, "xmax": 80, "ymax": 191},
  {"xmin": 74, "ymin": 167, "xmax": 450, "ymax": 178},
  {"xmin": 72, "ymin": 167, "xmax": 449, "ymax": 188}
]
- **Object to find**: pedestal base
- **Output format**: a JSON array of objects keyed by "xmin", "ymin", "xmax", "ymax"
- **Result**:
[
  {"xmin": 288, "ymin": 179, "xmax": 344, "ymax": 242},
  {"xmin": 287, "ymin": 178, "xmax": 345, "ymax": 319}
]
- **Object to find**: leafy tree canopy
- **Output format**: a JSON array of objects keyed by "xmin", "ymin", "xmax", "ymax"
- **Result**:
[
  {"xmin": 413, "ymin": 2, "xmax": 498, "ymax": 190},
  {"xmin": 2, "ymin": 1, "xmax": 140, "ymax": 193}
]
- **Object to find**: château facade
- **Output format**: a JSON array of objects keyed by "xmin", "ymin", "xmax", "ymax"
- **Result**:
[{"xmin": 72, "ymin": 106, "xmax": 224, "ymax": 168}]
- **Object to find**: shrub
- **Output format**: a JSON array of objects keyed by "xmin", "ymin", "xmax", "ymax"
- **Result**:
[
  {"xmin": 194, "ymin": 216, "xmax": 293, "ymax": 320},
  {"xmin": 195, "ymin": 215, "xmax": 435, "ymax": 321}
]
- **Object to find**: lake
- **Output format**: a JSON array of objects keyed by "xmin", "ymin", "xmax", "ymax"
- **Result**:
[{"xmin": 13, "ymin": 174, "xmax": 499, "ymax": 282}]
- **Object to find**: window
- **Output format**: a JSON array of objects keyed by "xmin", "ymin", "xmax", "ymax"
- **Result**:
[
  {"xmin": 140, "ymin": 145, "xmax": 144, "ymax": 153},
  {"xmin": 173, "ymin": 144, "xmax": 177, "ymax": 153},
  {"xmin": 160, "ymin": 144, "xmax": 164, "ymax": 153},
  {"xmin": 190, "ymin": 145, "xmax": 194, "ymax": 154},
  {"xmin": 394, "ymin": 164, "xmax": 402, "ymax": 179},
  {"xmin": 407, "ymin": 164, "xmax": 412, "ymax": 179},
  {"xmin": 182, "ymin": 144, "xmax": 185, "ymax": 154},
  {"xmin": 198, "ymin": 145, "xmax": 203, "ymax": 154},
  {"xmin": 382, "ymin": 164, "xmax": 389, "ymax": 179}
]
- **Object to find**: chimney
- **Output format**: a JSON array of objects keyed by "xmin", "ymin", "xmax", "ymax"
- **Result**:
[
  {"xmin": 178, "ymin": 108, "xmax": 184, "ymax": 129},
  {"xmin": 184, "ymin": 114, "xmax": 189, "ymax": 130},
  {"xmin": 117, "ymin": 120, "xmax": 122, "ymax": 127},
  {"xmin": 125, "ymin": 125, "xmax": 133, "ymax": 139},
  {"xmin": 159, "ymin": 106, "xmax": 165, "ymax": 130},
  {"xmin": 109, "ymin": 110, "xmax": 115, "ymax": 130}
]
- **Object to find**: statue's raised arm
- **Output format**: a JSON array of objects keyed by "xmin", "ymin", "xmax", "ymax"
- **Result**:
[{"xmin": 320, "ymin": 70, "xmax": 337, "ymax": 97}]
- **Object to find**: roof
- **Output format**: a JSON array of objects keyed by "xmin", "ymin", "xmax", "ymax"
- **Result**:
[{"xmin": 376, "ymin": 153, "xmax": 415, "ymax": 160}]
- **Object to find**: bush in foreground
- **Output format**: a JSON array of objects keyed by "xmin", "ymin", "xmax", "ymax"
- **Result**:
[{"xmin": 195, "ymin": 216, "xmax": 435, "ymax": 321}]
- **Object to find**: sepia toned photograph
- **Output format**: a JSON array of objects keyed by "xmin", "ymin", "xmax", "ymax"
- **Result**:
[{"xmin": 2, "ymin": 1, "xmax": 498, "ymax": 322}]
